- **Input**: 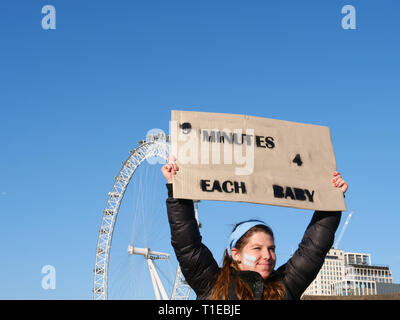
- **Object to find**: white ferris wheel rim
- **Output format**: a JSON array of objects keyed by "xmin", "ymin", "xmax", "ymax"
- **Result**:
[{"xmin": 93, "ymin": 138, "xmax": 189, "ymax": 300}]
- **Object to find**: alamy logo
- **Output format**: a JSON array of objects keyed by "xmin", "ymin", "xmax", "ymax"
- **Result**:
[
  {"xmin": 41, "ymin": 5, "xmax": 56, "ymax": 30},
  {"xmin": 342, "ymin": 5, "xmax": 356, "ymax": 30},
  {"xmin": 41, "ymin": 265, "xmax": 56, "ymax": 290},
  {"xmin": 170, "ymin": 121, "xmax": 257, "ymax": 176}
]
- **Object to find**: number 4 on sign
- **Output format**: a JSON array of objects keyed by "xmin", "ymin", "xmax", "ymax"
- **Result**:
[{"xmin": 292, "ymin": 154, "xmax": 303, "ymax": 166}]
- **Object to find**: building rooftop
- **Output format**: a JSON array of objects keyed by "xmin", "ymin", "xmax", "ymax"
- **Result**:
[{"xmin": 349, "ymin": 264, "xmax": 390, "ymax": 270}]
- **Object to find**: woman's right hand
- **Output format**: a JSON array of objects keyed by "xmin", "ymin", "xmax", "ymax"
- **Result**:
[{"xmin": 161, "ymin": 155, "xmax": 179, "ymax": 183}]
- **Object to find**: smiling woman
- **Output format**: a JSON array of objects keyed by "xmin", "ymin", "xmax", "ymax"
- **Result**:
[
  {"xmin": 162, "ymin": 156, "xmax": 349, "ymax": 300},
  {"xmin": 213, "ymin": 221, "xmax": 284, "ymax": 299},
  {"xmin": 230, "ymin": 222, "xmax": 276, "ymax": 279}
]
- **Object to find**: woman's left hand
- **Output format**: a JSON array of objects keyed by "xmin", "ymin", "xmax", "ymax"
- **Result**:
[{"xmin": 332, "ymin": 171, "xmax": 348, "ymax": 194}]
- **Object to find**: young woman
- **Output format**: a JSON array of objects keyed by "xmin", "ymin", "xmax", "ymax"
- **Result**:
[{"xmin": 162, "ymin": 157, "xmax": 348, "ymax": 300}]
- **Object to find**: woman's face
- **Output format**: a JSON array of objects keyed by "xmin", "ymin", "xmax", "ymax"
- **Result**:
[{"xmin": 232, "ymin": 231, "xmax": 276, "ymax": 279}]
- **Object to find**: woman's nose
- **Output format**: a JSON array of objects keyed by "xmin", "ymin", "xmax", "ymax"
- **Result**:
[{"xmin": 262, "ymin": 248, "xmax": 272, "ymax": 260}]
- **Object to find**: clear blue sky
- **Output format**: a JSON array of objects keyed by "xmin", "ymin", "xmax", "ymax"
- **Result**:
[{"xmin": 0, "ymin": 0, "xmax": 399, "ymax": 299}]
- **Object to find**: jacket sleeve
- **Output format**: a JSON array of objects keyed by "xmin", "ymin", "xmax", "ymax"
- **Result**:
[
  {"xmin": 165, "ymin": 184, "xmax": 219, "ymax": 298},
  {"xmin": 279, "ymin": 210, "xmax": 342, "ymax": 300}
]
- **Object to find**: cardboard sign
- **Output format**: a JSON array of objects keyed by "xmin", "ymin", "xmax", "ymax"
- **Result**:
[{"xmin": 170, "ymin": 110, "xmax": 346, "ymax": 211}]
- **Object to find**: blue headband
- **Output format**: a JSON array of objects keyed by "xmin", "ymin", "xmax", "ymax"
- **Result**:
[{"xmin": 227, "ymin": 220, "xmax": 268, "ymax": 257}]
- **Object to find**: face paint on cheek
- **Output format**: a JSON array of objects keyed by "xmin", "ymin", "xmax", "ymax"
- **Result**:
[{"xmin": 243, "ymin": 253, "xmax": 256, "ymax": 267}]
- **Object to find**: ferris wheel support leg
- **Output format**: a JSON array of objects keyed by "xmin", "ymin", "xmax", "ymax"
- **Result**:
[
  {"xmin": 147, "ymin": 258, "xmax": 169, "ymax": 300},
  {"xmin": 147, "ymin": 259, "xmax": 162, "ymax": 300}
]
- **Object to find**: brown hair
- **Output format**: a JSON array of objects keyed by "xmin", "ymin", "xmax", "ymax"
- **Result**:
[{"xmin": 209, "ymin": 223, "xmax": 286, "ymax": 300}]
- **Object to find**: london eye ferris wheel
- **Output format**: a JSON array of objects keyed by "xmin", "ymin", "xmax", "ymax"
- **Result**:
[{"xmin": 93, "ymin": 131, "xmax": 198, "ymax": 300}]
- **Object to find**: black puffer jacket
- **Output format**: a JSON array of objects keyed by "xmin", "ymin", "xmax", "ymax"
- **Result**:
[{"xmin": 166, "ymin": 184, "xmax": 342, "ymax": 300}]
